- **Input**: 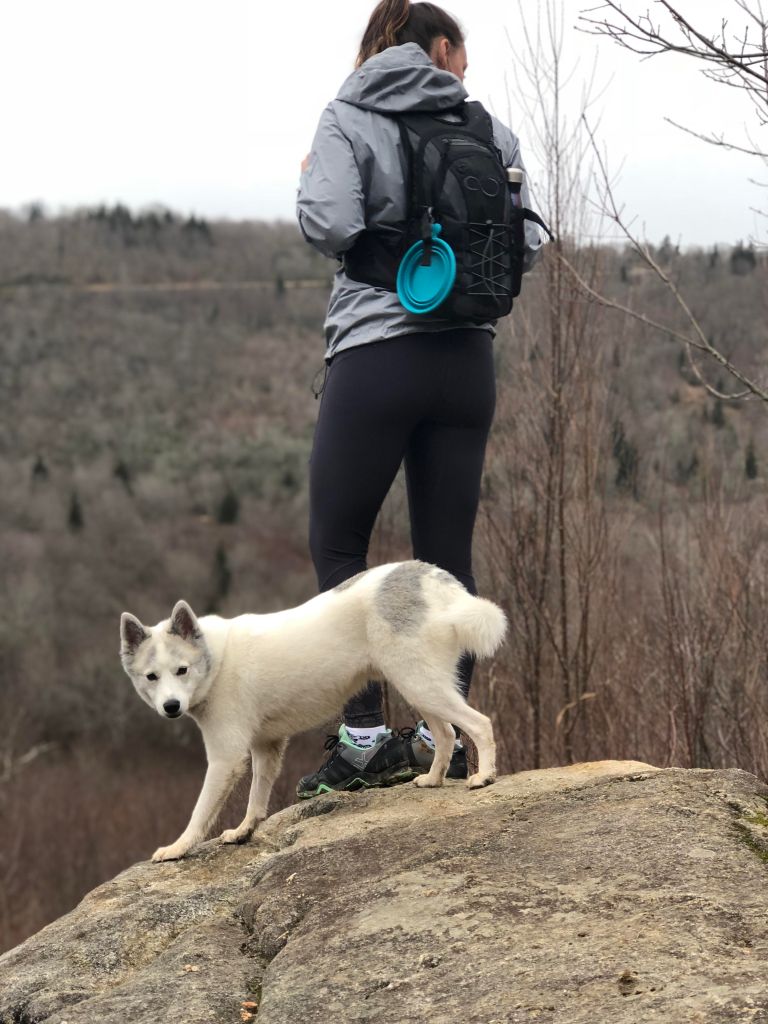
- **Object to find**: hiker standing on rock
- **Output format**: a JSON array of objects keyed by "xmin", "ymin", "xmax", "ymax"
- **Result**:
[{"xmin": 295, "ymin": 0, "xmax": 544, "ymax": 798}]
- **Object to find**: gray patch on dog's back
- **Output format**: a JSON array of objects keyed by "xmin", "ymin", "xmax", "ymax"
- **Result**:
[
  {"xmin": 334, "ymin": 570, "xmax": 369, "ymax": 593},
  {"xmin": 375, "ymin": 562, "xmax": 429, "ymax": 633},
  {"xmin": 430, "ymin": 566, "xmax": 461, "ymax": 589}
]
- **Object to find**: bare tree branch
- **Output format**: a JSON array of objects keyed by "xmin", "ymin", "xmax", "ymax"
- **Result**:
[
  {"xmin": 579, "ymin": 1, "xmax": 768, "ymax": 166},
  {"xmin": 580, "ymin": 1, "xmax": 768, "ymax": 90},
  {"xmin": 572, "ymin": 114, "xmax": 768, "ymax": 401},
  {"xmin": 664, "ymin": 117, "xmax": 768, "ymax": 157}
]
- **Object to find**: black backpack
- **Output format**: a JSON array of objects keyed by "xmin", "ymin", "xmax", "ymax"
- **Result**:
[{"xmin": 343, "ymin": 100, "xmax": 549, "ymax": 322}]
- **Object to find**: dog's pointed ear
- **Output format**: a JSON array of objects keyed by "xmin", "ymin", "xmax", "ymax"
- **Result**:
[
  {"xmin": 169, "ymin": 600, "xmax": 202, "ymax": 641},
  {"xmin": 121, "ymin": 613, "xmax": 149, "ymax": 656}
]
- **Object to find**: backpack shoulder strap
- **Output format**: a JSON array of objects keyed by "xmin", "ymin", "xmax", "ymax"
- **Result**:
[
  {"xmin": 395, "ymin": 103, "xmax": 474, "ymax": 216},
  {"xmin": 463, "ymin": 101, "xmax": 494, "ymax": 142},
  {"xmin": 463, "ymin": 100, "xmax": 507, "ymax": 167}
]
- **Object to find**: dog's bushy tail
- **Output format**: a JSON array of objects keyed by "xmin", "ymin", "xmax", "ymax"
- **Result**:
[{"xmin": 442, "ymin": 593, "xmax": 507, "ymax": 659}]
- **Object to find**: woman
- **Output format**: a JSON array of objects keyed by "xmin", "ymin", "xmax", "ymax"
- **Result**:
[{"xmin": 295, "ymin": 0, "xmax": 542, "ymax": 798}]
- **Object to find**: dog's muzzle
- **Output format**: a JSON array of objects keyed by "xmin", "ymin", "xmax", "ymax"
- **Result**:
[{"xmin": 163, "ymin": 699, "xmax": 182, "ymax": 718}]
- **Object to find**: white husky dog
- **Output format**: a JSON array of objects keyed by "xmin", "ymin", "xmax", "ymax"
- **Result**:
[{"xmin": 119, "ymin": 560, "xmax": 507, "ymax": 862}]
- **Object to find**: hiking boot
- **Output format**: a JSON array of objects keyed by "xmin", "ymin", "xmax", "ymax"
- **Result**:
[
  {"xmin": 401, "ymin": 722, "xmax": 468, "ymax": 780},
  {"xmin": 296, "ymin": 725, "xmax": 415, "ymax": 799}
]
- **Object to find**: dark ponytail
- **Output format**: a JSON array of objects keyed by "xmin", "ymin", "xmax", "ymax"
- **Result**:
[{"xmin": 356, "ymin": 0, "xmax": 464, "ymax": 68}]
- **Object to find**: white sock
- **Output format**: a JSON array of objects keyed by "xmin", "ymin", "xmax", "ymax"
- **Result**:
[
  {"xmin": 418, "ymin": 723, "xmax": 463, "ymax": 751},
  {"xmin": 418, "ymin": 724, "xmax": 436, "ymax": 749},
  {"xmin": 345, "ymin": 725, "xmax": 389, "ymax": 748}
]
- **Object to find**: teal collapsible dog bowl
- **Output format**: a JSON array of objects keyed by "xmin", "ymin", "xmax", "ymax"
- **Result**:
[{"xmin": 396, "ymin": 223, "xmax": 456, "ymax": 314}]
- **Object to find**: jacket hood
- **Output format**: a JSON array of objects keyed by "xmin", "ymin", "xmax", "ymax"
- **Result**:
[{"xmin": 336, "ymin": 42, "xmax": 467, "ymax": 114}]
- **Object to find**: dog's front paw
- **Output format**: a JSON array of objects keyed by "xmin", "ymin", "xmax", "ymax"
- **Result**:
[
  {"xmin": 151, "ymin": 842, "xmax": 190, "ymax": 862},
  {"xmin": 413, "ymin": 774, "xmax": 443, "ymax": 788},
  {"xmin": 467, "ymin": 772, "xmax": 495, "ymax": 790},
  {"xmin": 219, "ymin": 826, "xmax": 254, "ymax": 845}
]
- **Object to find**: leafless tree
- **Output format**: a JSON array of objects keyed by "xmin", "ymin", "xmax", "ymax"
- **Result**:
[
  {"xmin": 653, "ymin": 487, "xmax": 768, "ymax": 776},
  {"xmin": 567, "ymin": 2, "xmax": 768, "ymax": 401},
  {"xmin": 561, "ymin": 121, "xmax": 768, "ymax": 402},
  {"xmin": 477, "ymin": 0, "xmax": 614, "ymax": 769}
]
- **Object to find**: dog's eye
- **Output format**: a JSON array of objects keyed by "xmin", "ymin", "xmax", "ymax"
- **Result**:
[
  {"xmin": 176, "ymin": 666, "xmax": 188, "ymax": 676},
  {"xmin": 146, "ymin": 672, "xmax": 158, "ymax": 681}
]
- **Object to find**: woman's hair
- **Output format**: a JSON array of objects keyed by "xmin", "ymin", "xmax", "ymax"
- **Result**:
[{"xmin": 356, "ymin": 0, "xmax": 464, "ymax": 68}]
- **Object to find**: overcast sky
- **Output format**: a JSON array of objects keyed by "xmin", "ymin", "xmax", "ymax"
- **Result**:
[{"xmin": 1, "ymin": 0, "xmax": 763, "ymax": 245}]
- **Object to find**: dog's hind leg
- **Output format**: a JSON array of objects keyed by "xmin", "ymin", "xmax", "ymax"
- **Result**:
[
  {"xmin": 438, "ymin": 700, "xmax": 499, "ymax": 786},
  {"xmin": 380, "ymin": 644, "xmax": 497, "ymax": 790},
  {"xmin": 413, "ymin": 717, "xmax": 455, "ymax": 788},
  {"xmin": 406, "ymin": 687, "xmax": 497, "ymax": 790},
  {"xmin": 220, "ymin": 738, "xmax": 287, "ymax": 845},
  {"xmin": 443, "ymin": 698, "xmax": 497, "ymax": 789}
]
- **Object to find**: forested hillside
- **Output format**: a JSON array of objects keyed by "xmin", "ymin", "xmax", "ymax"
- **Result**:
[{"xmin": 0, "ymin": 206, "xmax": 766, "ymax": 953}]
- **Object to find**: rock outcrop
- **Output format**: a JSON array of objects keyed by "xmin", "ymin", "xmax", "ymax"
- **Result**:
[{"xmin": 3, "ymin": 761, "xmax": 768, "ymax": 1023}]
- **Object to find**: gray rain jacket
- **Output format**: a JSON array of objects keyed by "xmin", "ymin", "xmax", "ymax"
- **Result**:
[{"xmin": 296, "ymin": 43, "xmax": 543, "ymax": 359}]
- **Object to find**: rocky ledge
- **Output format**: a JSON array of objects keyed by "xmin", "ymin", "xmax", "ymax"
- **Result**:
[{"xmin": 2, "ymin": 761, "xmax": 768, "ymax": 1023}]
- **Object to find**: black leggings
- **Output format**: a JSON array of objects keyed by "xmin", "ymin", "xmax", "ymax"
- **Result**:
[{"xmin": 308, "ymin": 328, "xmax": 496, "ymax": 727}]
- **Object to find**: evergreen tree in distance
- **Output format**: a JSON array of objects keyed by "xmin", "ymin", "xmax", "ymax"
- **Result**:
[
  {"xmin": 68, "ymin": 491, "xmax": 84, "ymax": 531},
  {"xmin": 745, "ymin": 440, "xmax": 758, "ymax": 480}
]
